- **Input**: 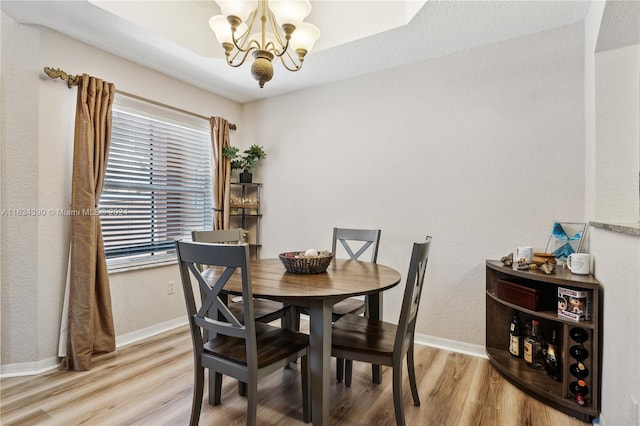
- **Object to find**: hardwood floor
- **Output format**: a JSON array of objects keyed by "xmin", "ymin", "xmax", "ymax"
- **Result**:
[{"xmin": 1, "ymin": 324, "xmax": 588, "ymax": 426}]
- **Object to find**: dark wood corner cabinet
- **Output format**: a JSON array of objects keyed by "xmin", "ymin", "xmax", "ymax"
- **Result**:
[
  {"xmin": 486, "ymin": 260, "xmax": 601, "ymax": 422},
  {"xmin": 229, "ymin": 182, "xmax": 262, "ymax": 259}
]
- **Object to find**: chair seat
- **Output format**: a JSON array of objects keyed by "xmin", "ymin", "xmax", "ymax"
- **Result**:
[
  {"xmin": 331, "ymin": 297, "xmax": 366, "ymax": 317},
  {"xmin": 331, "ymin": 313, "xmax": 396, "ymax": 359},
  {"xmin": 205, "ymin": 322, "xmax": 309, "ymax": 368},
  {"xmin": 228, "ymin": 299, "xmax": 288, "ymax": 324}
]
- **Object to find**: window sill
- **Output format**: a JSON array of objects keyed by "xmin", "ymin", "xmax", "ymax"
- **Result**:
[{"xmin": 107, "ymin": 258, "xmax": 177, "ymax": 274}]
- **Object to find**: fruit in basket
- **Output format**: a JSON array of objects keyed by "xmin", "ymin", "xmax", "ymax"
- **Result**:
[{"xmin": 304, "ymin": 248, "xmax": 318, "ymax": 257}]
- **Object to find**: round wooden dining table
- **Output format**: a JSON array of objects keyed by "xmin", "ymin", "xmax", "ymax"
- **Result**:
[{"xmin": 204, "ymin": 257, "xmax": 402, "ymax": 426}]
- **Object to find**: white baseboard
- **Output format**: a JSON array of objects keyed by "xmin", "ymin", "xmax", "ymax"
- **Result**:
[
  {"xmin": 0, "ymin": 356, "xmax": 62, "ymax": 378},
  {"xmin": 0, "ymin": 317, "xmax": 188, "ymax": 378},
  {"xmin": 414, "ymin": 332, "xmax": 488, "ymax": 359},
  {"xmin": 114, "ymin": 317, "xmax": 187, "ymax": 348}
]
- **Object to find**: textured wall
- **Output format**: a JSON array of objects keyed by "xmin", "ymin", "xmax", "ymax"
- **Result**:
[
  {"xmin": 1, "ymin": 13, "xmax": 41, "ymax": 365},
  {"xmin": 1, "ymin": 14, "xmax": 242, "ymax": 369},
  {"xmin": 243, "ymin": 24, "xmax": 586, "ymax": 346}
]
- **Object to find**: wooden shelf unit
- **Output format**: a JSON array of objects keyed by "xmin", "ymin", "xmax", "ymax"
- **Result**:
[
  {"xmin": 485, "ymin": 260, "xmax": 600, "ymax": 422},
  {"xmin": 228, "ymin": 182, "xmax": 262, "ymax": 259}
]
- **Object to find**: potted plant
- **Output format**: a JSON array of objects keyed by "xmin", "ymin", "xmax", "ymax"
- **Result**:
[{"xmin": 222, "ymin": 144, "xmax": 267, "ymax": 183}]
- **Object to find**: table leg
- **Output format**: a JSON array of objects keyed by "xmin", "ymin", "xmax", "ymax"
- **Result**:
[
  {"xmin": 368, "ymin": 292, "xmax": 383, "ymax": 384},
  {"xmin": 308, "ymin": 299, "xmax": 332, "ymax": 426}
]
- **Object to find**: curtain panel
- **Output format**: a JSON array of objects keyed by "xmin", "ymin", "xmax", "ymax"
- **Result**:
[
  {"xmin": 60, "ymin": 75, "xmax": 116, "ymax": 371},
  {"xmin": 211, "ymin": 117, "xmax": 231, "ymax": 230}
]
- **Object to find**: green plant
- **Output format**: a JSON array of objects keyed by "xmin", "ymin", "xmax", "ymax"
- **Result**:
[{"xmin": 222, "ymin": 144, "xmax": 267, "ymax": 173}]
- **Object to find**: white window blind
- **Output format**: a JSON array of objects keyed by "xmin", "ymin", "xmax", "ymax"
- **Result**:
[{"xmin": 99, "ymin": 100, "xmax": 213, "ymax": 269}]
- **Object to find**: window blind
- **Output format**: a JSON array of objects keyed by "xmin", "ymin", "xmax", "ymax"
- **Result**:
[{"xmin": 99, "ymin": 105, "xmax": 213, "ymax": 268}]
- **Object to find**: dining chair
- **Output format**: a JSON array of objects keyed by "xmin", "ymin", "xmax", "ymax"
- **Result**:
[
  {"xmin": 331, "ymin": 236, "xmax": 432, "ymax": 426},
  {"xmin": 191, "ymin": 229, "xmax": 290, "ymax": 327},
  {"xmin": 293, "ymin": 227, "xmax": 382, "ymax": 381},
  {"xmin": 175, "ymin": 241, "xmax": 311, "ymax": 426}
]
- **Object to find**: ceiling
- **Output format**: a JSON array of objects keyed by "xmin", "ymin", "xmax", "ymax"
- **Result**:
[{"xmin": 1, "ymin": 1, "xmax": 595, "ymax": 104}]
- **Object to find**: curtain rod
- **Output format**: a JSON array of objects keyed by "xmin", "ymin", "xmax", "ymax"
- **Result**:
[{"xmin": 44, "ymin": 67, "xmax": 237, "ymax": 131}]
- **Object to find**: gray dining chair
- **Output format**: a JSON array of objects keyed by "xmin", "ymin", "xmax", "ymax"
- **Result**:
[
  {"xmin": 331, "ymin": 236, "xmax": 432, "ymax": 426},
  {"xmin": 175, "ymin": 241, "xmax": 311, "ymax": 425},
  {"xmin": 293, "ymin": 227, "xmax": 382, "ymax": 381},
  {"xmin": 191, "ymin": 229, "xmax": 290, "ymax": 326}
]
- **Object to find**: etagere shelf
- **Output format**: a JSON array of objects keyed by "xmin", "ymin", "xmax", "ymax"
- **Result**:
[
  {"xmin": 485, "ymin": 260, "xmax": 601, "ymax": 422},
  {"xmin": 228, "ymin": 182, "xmax": 262, "ymax": 259}
]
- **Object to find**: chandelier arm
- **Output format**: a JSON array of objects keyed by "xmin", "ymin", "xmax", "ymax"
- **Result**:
[
  {"xmin": 278, "ymin": 54, "xmax": 303, "ymax": 72},
  {"xmin": 226, "ymin": 48, "xmax": 256, "ymax": 68},
  {"xmin": 230, "ymin": 8, "xmax": 259, "ymax": 53},
  {"xmin": 266, "ymin": 9, "xmax": 290, "ymax": 58}
]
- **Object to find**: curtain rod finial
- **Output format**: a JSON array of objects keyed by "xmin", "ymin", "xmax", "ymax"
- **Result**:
[{"xmin": 44, "ymin": 67, "xmax": 80, "ymax": 88}]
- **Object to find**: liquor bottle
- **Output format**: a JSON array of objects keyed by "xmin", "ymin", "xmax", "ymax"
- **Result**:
[
  {"xmin": 569, "ymin": 379, "xmax": 589, "ymax": 406},
  {"xmin": 544, "ymin": 330, "xmax": 561, "ymax": 381},
  {"xmin": 508, "ymin": 311, "xmax": 522, "ymax": 358},
  {"xmin": 569, "ymin": 362, "xmax": 589, "ymax": 379},
  {"xmin": 523, "ymin": 320, "xmax": 545, "ymax": 369},
  {"xmin": 569, "ymin": 327, "xmax": 589, "ymax": 343},
  {"xmin": 569, "ymin": 344, "xmax": 589, "ymax": 361}
]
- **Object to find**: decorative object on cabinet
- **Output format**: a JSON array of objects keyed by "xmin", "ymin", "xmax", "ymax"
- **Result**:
[
  {"xmin": 228, "ymin": 182, "xmax": 263, "ymax": 259},
  {"xmin": 486, "ymin": 260, "xmax": 600, "ymax": 422},
  {"xmin": 222, "ymin": 145, "xmax": 266, "ymax": 183},
  {"xmin": 545, "ymin": 222, "xmax": 587, "ymax": 262}
]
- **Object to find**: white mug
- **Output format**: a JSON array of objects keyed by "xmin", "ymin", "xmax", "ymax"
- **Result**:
[
  {"xmin": 515, "ymin": 246, "xmax": 533, "ymax": 263},
  {"xmin": 567, "ymin": 253, "xmax": 590, "ymax": 275}
]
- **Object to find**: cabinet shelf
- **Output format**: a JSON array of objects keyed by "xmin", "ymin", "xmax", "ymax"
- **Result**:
[
  {"xmin": 486, "ymin": 289, "xmax": 596, "ymax": 329},
  {"xmin": 486, "ymin": 260, "xmax": 600, "ymax": 422}
]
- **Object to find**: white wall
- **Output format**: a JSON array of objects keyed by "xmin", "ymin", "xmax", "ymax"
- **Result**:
[
  {"xmin": 1, "ymin": 13, "xmax": 242, "ymax": 369},
  {"xmin": 594, "ymin": 44, "xmax": 640, "ymax": 221},
  {"xmin": 243, "ymin": 24, "xmax": 586, "ymax": 346},
  {"xmin": 584, "ymin": 2, "xmax": 640, "ymax": 424},
  {"xmin": 590, "ymin": 227, "xmax": 640, "ymax": 426}
]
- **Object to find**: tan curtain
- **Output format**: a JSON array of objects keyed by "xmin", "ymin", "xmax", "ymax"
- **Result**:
[
  {"xmin": 60, "ymin": 75, "xmax": 116, "ymax": 371},
  {"xmin": 211, "ymin": 117, "xmax": 231, "ymax": 230}
]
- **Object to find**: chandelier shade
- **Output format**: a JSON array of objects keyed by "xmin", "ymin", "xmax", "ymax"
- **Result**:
[{"xmin": 210, "ymin": 0, "xmax": 320, "ymax": 88}]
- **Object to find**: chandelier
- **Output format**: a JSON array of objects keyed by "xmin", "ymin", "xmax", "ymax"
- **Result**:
[{"xmin": 210, "ymin": 0, "xmax": 320, "ymax": 88}]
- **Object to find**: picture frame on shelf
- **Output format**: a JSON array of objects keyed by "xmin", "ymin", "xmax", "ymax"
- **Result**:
[{"xmin": 545, "ymin": 221, "xmax": 587, "ymax": 263}]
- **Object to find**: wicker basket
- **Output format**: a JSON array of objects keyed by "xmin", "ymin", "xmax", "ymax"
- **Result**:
[{"xmin": 279, "ymin": 251, "xmax": 334, "ymax": 274}]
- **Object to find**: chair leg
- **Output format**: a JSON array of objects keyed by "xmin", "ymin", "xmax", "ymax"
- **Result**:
[
  {"xmin": 336, "ymin": 357, "xmax": 344, "ymax": 382},
  {"xmin": 292, "ymin": 306, "xmax": 301, "ymax": 332},
  {"xmin": 246, "ymin": 380, "xmax": 258, "ymax": 426},
  {"xmin": 345, "ymin": 359, "xmax": 353, "ymax": 387},
  {"xmin": 238, "ymin": 380, "xmax": 247, "ymax": 396},
  {"xmin": 190, "ymin": 365, "xmax": 205, "ymax": 426},
  {"xmin": 392, "ymin": 362, "xmax": 406, "ymax": 426},
  {"xmin": 208, "ymin": 370, "xmax": 223, "ymax": 405},
  {"xmin": 407, "ymin": 344, "xmax": 420, "ymax": 406},
  {"xmin": 301, "ymin": 354, "xmax": 312, "ymax": 423}
]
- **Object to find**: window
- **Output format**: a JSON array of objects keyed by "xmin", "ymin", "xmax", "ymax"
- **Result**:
[{"xmin": 99, "ymin": 97, "xmax": 213, "ymax": 270}]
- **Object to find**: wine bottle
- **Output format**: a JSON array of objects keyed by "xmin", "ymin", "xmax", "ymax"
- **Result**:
[
  {"xmin": 523, "ymin": 320, "xmax": 545, "ymax": 369},
  {"xmin": 508, "ymin": 311, "xmax": 522, "ymax": 358},
  {"xmin": 569, "ymin": 327, "xmax": 589, "ymax": 343},
  {"xmin": 569, "ymin": 379, "xmax": 589, "ymax": 406},
  {"xmin": 569, "ymin": 344, "xmax": 589, "ymax": 361},
  {"xmin": 569, "ymin": 362, "xmax": 589, "ymax": 379},
  {"xmin": 544, "ymin": 330, "xmax": 561, "ymax": 381}
]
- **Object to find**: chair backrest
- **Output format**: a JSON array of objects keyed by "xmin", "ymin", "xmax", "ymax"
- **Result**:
[
  {"xmin": 331, "ymin": 227, "xmax": 381, "ymax": 263},
  {"xmin": 175, "ymin": 241, "xmax": 258, "ymax": 369},
  {"xmin": 192, "ymin": 229, "xmax": 244, "ymax": 244},
  {"xmin": 394, "ymin": 236, "xmax": 432, "ymax": 357}
]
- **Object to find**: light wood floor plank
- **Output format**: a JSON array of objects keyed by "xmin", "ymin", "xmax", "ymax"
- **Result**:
[{"xmin": 1, "ymin": 325, "xmax": 588, "ymax": 425}]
